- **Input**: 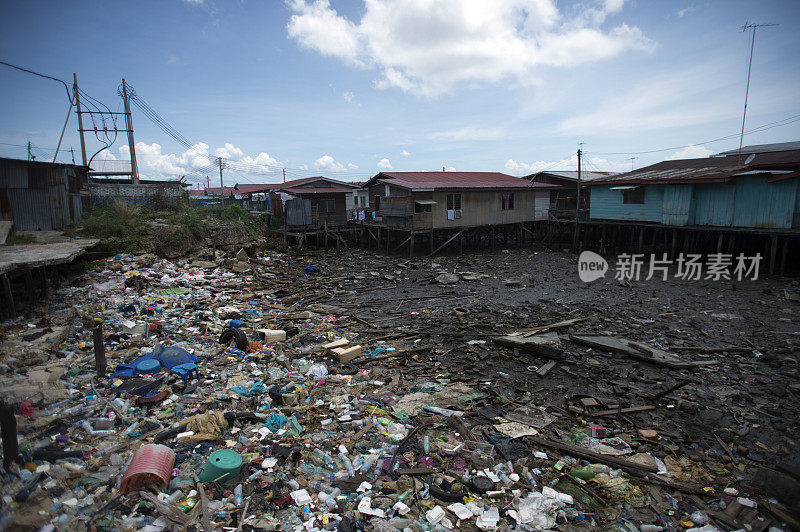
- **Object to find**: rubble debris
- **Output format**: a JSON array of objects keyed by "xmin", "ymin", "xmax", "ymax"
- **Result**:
[{"xmin": 0, "ymin": 248, "xmax": 797, "ymax": 530}]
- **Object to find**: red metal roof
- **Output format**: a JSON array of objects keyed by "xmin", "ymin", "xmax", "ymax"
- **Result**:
[
  {"xmin": 282, "ymin": 187, "xmax": 351, "ymax": 195},
  {"xmin": 588, "ymin": 149, "xmax": 800, "ymax": 185},
  {"xmin": 370, "ymin": 172, "xmax": 555, "ymax": 190},
  {"xmin": 204, "ymin": 186, "xmax": 236, "ymax": 196},
  {"xmin": 232, "ymin": 176, "xmax": 358, "ymax": 193}
]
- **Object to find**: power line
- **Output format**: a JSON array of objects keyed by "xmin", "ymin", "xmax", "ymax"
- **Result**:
[
  {"xmin": 0, "ymin": 60, "xmax": 73, "ymax": 103},
  {"xmin": 586, "ymin": 112, "xmax": 800, "ymax": 156}
]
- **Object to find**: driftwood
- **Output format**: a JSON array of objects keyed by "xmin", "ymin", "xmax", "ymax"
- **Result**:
[{"xmin": 528, "ymin": 436, "xmax": 660, "ymax": 473}]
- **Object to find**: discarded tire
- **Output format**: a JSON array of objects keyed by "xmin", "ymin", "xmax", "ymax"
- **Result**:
[{"xmin": 219, "ymin": 327, "xmax": 248, "ymax": 351}]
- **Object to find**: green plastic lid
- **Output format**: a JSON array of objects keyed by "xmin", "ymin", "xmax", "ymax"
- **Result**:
[{"xmin": 199, "ymin": 449, "xmax": 242, "ymax": 482}]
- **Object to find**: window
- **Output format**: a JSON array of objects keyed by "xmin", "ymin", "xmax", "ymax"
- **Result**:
[
  {"xmin": 446, "ymin": 193, "xmax": 461, "ymax": 211},
  {"xmin": 414, "ymin": 201, "xmax": 432, "ymax": 213},
  {"xmin": 501, "ymin": 193, "xmax": 515, "ymax": 210},
  {"xmin": 354, "ymin": 196, "xmax": 360, "ymax": 206},
  {"xmin": 622, "ymin": 188, "xmax": 645, "ymax": 204},
  {"xmin": 320, "ymin": 198, "xmax": 336, "ymax": 213}
]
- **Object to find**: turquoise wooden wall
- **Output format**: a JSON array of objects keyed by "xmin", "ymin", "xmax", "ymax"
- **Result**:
[
  {"xmin": 589, "ymin": 175, "xmax": 799, "ymax": 229},
  {"xmin": 661, "ymin": 184, "xmax": 693, "ymax": 226},
  {"xmin": 692, "ymin": 184, "xmax": 734, "ymax": 227},
  {"xmin": 589, "ymin": 185, "xmax": 664, "ymax": 222}
]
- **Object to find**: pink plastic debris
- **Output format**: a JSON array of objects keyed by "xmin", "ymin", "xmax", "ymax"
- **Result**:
[{"xmin": 120, "ymin": 443, "xmax": 175, "ymax": 494}]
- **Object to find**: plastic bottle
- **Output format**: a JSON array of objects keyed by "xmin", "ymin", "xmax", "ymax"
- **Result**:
[
  {"xmin": 313, "ymin": 482, "xmax": 340, "ymax": 496},
  {"xmin": 497, "ymin": 470, "xmax": 513, "ymax": 486},
  {"xmin": 318, "ymin": 491, "xmax": 337, "ymax": 509},
  {"xmin": 325, "ymin": 471, "xmax": 350, "ymax": 483},
  {"xmin": 423, "ymin": 435, "xmax": 430, "ymax": 454},
  {"xmin": 234, "ymin": 484, "xmax": 243, "ymax": 507},
  {"xmin": 639, "ymin": 526, "xmax": 664, "ymax": 532},
  {"xmin": 311, "ymin": 448, "xmax": 338, "ymax": 471},
  {"xmin": 166, "ymin": 490, "xmax": 183, "ymax": 504},
  {"xmin": 338, "ymin": 446, "xmax": 355, "ymax": 477}
]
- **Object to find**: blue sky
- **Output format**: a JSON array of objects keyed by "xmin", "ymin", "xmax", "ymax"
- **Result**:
[{"xmin": 1, "ymin": 0, "xmax": 798, "ymax": 186}]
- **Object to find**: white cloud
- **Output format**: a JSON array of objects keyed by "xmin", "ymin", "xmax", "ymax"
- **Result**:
[
  {"xmin": 287, "ymin": 0, "xmax": 653, "ymax": 96},
  {"xmin": 445, "ymin": 166, "xmax": 456, "ymax": 172},
  {"xmin": 214, "ymin": 142, "xmax": 244, "ymax": 160},
  {"xmin": 114, "ymin": 141, "xmax": 283, "ymax": 183},
  {"xmin": 377, "ymin": 157, "xmax": 392, "ymax": 170},
  {"xmin": 666, "ymin": 144, "xmax": 713, "ymax": 160},
  {"xmin": 343, "ymin": 91, "xmax": 355, "ymax": 104},
  {"xmin": 347, "ymin": 162, "xmax": 359, "ymax": 169},
  {"xmin": 314, "ymin": 154, "xmax": 348, "ymax": 172},
  {"xmin": 400, "ymin": 149, "xmax": 411, "ymax": 158},
  {"xmin": 677, "ymin": 5, "xmax": 698, "ymax": 17},
  {"xmin": 183, "ymin": 0, "xmax": 203, "ymax": 4},
  {"xmin": 505, "ymin": 154, "xmax": 627, "ymax": 175},
  {"xmin": 120, "ymin": 142, "xmax": 211, "ymax": 179},
  {"xmin": 430, "ymin": 126, "xmax": 506, "ymax": 141}
]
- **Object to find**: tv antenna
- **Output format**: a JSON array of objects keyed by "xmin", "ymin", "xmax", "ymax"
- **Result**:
[{"xmin": 738, "ymin": 22, "xmax": 778, "ymax": 158}]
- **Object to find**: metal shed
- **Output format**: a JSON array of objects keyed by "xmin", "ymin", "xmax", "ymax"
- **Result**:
[{"xmin": 0, "ymin": 157, "xmax": 87, "ymax": 230}]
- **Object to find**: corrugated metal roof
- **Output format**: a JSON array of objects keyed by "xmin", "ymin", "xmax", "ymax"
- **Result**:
[
  {"xmin": 715, "ymin": 141, "xmax": 800, "ymax": 156},
  {"xmin": 588, "ymin": 149, "xmax": 800, "ymax": 185},
  {"xmin": 232, "ymin": 177, "xmax": 358, "ymax": 194},
  {"xmin": 282, "ymin": 187, "xmax": 351, "ymax": 195},
  {"xmin": 371, "ymin": 171, "xmax": 556, "ymax": 190},
  {"xmin": 529, "ymin": 170, "xmax": 616, "ymax": 182}
]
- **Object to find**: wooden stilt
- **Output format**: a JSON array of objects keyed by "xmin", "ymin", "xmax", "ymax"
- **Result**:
[
  {"xmin": 780, "ymin": 236, "xmax": 789, "ymax": 275},
  {"xmin": 1, "ymin": 274, "xmax": 13, "ymax": 319},
  {"xmin": 39, "ymin": 267, "xmax": 48, "ymax": 300},
  {"xmin": 93, "ymin": 319, "xmax": 106, "ymax": 378},
  {"xmin": 637, "ymin": 227, "xmax": 644, "ymax": 253},
  {"xmin": 430, "ymin": 229, "xmax": 464, "ymax": 256},
  {"xmin": 24, "ymin": 270, "xmax": 34, "ymax": 309},
  {"xmin": 769, "ymin": 234, "xmax": 778, "ymax": 275},
  {"xmin": 671, "ymin": 229, "xmax": 678, "ymax": 259}
]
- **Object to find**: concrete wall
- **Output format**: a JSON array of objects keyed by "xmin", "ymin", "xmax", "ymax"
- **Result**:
[{"xmin": 89, "ymin": 181, "xmax": 185, "ymax": 204}]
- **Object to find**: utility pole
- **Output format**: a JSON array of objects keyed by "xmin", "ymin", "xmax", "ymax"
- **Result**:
[
  {"xmin": 70, "ymin": 147, "xmax": 75, "ymax": 165},
  {"xmin": 573, "ymin": 145, "xmax": 583, "ymax": 251},
  {"xmin": 627, "ymin": 157, "xmax": 638, "ymax": 171},
  {"xmin": 73, "ymin": 74, "xmax": 87, "ymax": 166},
  {"xmin": 218, "ymin": 157, "xmax": 225, "ymax": 195},
  {"xmin": 575, "ymin": 145, "xmax": 583, "ymax": 221},
  {"xmin": 206, "ymin": 175, "xmax": 210, "ymax": 190},
  {"xmin": 738, "ymin": 22, "xmax": 778, "ymax": 159},
  {"xmin": 283, "ymin": 168, "xmax": 286, "ymax": 183},
  {"xmin": 121, "ymin": 78, "xmax": 139, "ymax": 184},
  {"xmin": 27, "ymin": 141, "xmax": 32, "ymax": 161}
]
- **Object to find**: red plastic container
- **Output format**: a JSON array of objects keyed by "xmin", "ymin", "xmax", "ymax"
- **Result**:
[{"xmin": 120, "ymin": 444, "xmax": 175, "ymax": 494}]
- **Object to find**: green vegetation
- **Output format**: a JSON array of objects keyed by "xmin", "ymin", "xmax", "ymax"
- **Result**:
[
  {"xmin": 74, "ymin": 200, "xmax": 147, "ymax": 252},
  {"xmin": 221, "ymin": 204, "xmax": 248, "ymax": 221},
  {"xmin": 73, "ymin": 199, "xmax": 273, "ymax": 256}
]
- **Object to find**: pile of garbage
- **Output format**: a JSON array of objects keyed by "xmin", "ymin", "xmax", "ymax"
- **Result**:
[{"xmin": 0, "ymin": 250, "xmax": 797, "ymax": 531}]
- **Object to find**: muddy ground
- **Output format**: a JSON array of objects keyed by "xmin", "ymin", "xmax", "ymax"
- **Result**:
[
  {"xmin": 302, "ymin": 247, "xmax": 800, "ymax": 492},
  {"xmin": 2, "ymin": 243, "xmax": 799, "ymax": 529}
]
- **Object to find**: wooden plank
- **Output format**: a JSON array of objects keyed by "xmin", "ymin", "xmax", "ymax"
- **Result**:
[
  {"xmin": 430, "ymin": 229, "xmax": 463, "ymax": 256},
  {"xmin": 592, "ymin": 405, "xmax": 655, "ymax": 417},
  {"xmin": 494, "ymin": 332, "xmax": 562, "ymax": 358},
  {"xmin": 529, "ymin": 436, "xmax": 659, "ymax": 473}
]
